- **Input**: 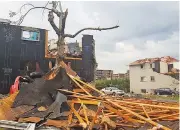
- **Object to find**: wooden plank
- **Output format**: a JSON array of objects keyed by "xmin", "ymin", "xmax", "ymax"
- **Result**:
[
  {"xmin": 106, "ymin": 99, "xmax": 172, "ymax": 130},
  {"xmin": 73, "ymin": 89, "xmax": 91, "ymax": 93},
  {"xmin": 68, "ymin": 103, "xmax": 87, "ymax": 128}
]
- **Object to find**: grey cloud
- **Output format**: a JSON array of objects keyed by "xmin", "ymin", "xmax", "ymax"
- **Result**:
[
  {"xmin": 0, "ymin": 1, "xmax": 178, "ymax": 73},
  {"xmin": 82, "ymin": 1, "xmax": 179, "ymax": 41}
]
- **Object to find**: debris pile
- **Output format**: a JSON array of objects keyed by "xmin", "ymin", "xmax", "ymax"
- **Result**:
[{"xmin": 0, "ymin": 62, "xmax": 179, "ymax": 130}]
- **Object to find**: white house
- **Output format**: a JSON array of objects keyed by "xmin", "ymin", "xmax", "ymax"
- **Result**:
[{"xmin": 129, "ymin": 56, "xmax": 179, "ymax": 94}]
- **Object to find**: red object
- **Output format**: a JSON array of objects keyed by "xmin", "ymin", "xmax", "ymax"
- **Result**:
[
  {"xmin": 9, "ymin": 76, "xmax": 22, "ymax": 95},
  {"xmin": 67, "ymin": 62, "xmax": 71, "ymax": 68},
  {"xmin": 9, "ymin": 62, "xmax": 41, "ymax": 95},
  {"xmin": 36, "ymin": 62, "xmax": 41, "ymax": 72}
]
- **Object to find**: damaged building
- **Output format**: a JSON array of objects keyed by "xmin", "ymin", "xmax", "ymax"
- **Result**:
[
  {"xmin": 48, "ymin": 35, "xmax": 96, "ymax": 82},
  {"xmin": 0, "ymin": 19, "xmax": 96, "ymax": 94},
  {"xmin": 129, "ymin": 56, "xmax": 179, "ymax": 94},
  {"xmin": 0, "ymin": 20, "xmax": 51, "ymax": 94}
]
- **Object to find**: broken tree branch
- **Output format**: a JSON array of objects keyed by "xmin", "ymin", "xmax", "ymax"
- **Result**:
[
  {"xmin": 48, "ymin": 11, "xmax": 60, "ymax": 35},
  {"xmin": 11, "ymin": 4, "xmax": 61, "ymax": 25},
  {"xmin": 51, "ymin": 1, "xmax": 61, "ymax": 17},
  {"xmin": 63, "ymin": 25, "xmax": 119, "ymax": 38},
  {"xmin": 61, "ymin": 8, "xmax": 68, "ymax": 35},
  {"xmin": 9, "ymin": 3, "xmax": 35, "ymax": 18},
  {"xmin": 15, "ymin": 7, "xmax": 52, "ymax": 25},
  {"xmin": 48, "ymin": 2, "xmax": 61, "ymax": 36},
  {"xmin": 19, "ymin": 3, "xmax": 35, "ymax": 14},
  {"xmin": 42, "ymin": 1, "xmax": 50, "ymax": 19}
]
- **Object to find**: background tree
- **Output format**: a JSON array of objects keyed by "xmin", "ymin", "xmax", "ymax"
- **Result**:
[
  {"xmin": 95, "ymin": 78, "xmax": 130, "ymax": 92},
  {"xmin": 9, "ymin": 1, "xmax": 119, "ymax": 65}
]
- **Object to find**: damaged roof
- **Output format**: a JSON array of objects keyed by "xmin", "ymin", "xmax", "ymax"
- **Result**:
[{"xmin": 129, "ymin": 56, "xmax": 179, "ymax": 66}]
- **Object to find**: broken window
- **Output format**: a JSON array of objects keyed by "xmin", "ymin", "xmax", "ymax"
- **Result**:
[
  {"xmin": 140, "ymin": 64, "xmax": 144, "ymax": 69},
  {"xmin": 168, "ymin": 64, "xmax": 173, "ymax": 72},
  {"xmin": 150, "ymin": 64, "xmax": 152, "ymax": 68},
  {"xmin": 141, "ymin": 89, "xmax": 146, "ymax": 93},
  {"xmin": 140, "ymin": 76, "xmax": 147, "ymax": 82},
  {"xmin": 150, "ymin": 76, "xmax": 155, "ymax": 82}
]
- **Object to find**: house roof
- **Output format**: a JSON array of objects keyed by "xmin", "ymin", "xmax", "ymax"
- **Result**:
[{"xmin": 129, "ymin": 56, "xmax": 178, "ymax": 66}]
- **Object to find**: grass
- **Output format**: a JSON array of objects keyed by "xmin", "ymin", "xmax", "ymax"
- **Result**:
[{"xmin": 142, "ymin": 94, "xmax": 179, "ymax": 102}]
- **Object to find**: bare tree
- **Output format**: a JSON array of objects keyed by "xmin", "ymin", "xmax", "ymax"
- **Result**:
[{"xmin": 10, "ymin": 1, "xmax": 119, "ymax": 65}]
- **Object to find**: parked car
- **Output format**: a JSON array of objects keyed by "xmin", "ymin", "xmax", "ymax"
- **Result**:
[
  {"xmin": 154, "ymin": 88, "xmax": 176, "ymax": 95},
  {"xmin": 101, "ymin": 87, "xmax": 125, "ymax": 96}
]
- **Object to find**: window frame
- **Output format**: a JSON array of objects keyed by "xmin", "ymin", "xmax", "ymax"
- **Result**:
[
  {"xmin": 140, "ymin": 64, "xmax": 144, "ymax": 69},
  {"xmin": 150, "ymin": 63, "xmax": 152, "ymax": 68},
  {"xmin": 21, "ymin": 29, "xmax": 40, "ymax": 42},
  {"xmin": 150, "ymin": 76, "xmax": 155, "ymax": 82},
  {"xmin": 141, "ymin": 89, "xmax": 146, "ymax": 93},
  {"xmin": 140, "ymin": 76, "xmax": 147, "ymax": 82}
]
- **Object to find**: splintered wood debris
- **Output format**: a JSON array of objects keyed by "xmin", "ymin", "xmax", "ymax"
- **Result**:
[{"xmin": 0, "ymin": 66, "xmax": 179, "ymax": 130}]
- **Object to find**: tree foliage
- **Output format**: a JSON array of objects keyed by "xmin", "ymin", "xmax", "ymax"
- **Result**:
[{"xmin": 95, "ymin": 78, "xmax": 130, "ymax": 92}]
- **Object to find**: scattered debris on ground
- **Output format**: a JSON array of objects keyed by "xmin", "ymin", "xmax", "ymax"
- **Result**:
[{"xmin": 0, "ymin": 61, "xmax": 179, "ymax": 130}]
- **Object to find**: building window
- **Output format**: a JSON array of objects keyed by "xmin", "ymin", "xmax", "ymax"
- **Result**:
[
  {"xmin": 150, "ymin": 63, "xmax": 155, "ymax": 68},
  {"xmin": 140, "ymin": 76, "xmax": 147, "ymax": 82},
  {"xmin": 141, "ymin": 89, "xmax": 146, "ymax": 93},
  {"xmin": 21, "ymin": 30, "xmax": 40, "ymax": 41},
  {"xmin": 150, "ymin": 76, "xmax": 155, "ymax": 82},
  {"xmin": 140, "ymin": 64, "xmax": 144, "ymax": 69},
  {"xmin": 168, "ymin": 64, "xmax": 173, "ymax": 72},
  {"xmin": 150, "ymin": 64, "xmax": 152, "ymax": 68}
]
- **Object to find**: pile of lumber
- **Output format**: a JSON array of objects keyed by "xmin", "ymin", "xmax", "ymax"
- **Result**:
[{"xmin": 0, "ymin": 65, "xmax": 179, "ymax": 130}]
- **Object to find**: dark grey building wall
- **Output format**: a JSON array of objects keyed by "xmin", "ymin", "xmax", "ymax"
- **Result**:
[
  {"xmin": 64, "ymin": 59, "xmax": 82, "ymax": 76},
  {"xmin": 0, "ymin": 23, "xmax": 50, "ymax": 94},
  {"xmin": 0, "ymin": 24, "xmax": 96, "ymax": 94},
  {"xmin": 81, "ymin": 35, "xmax": 96, "ymax": 82},
  {"xmin": 153, "ymin": 61, "xmax": 160, "ymax": 73}
]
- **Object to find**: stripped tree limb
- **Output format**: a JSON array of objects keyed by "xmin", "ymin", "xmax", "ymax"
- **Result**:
[
  {"xmin": 48, "ymin": 2, "xmax": 61, "ymax": 36},
  {"xmin": 9, "ymin": 3, "xmax": 35, "ymax": 18},
  {"xmin": 42, "ymin": 1, "xmax": 50, "ymax": 19},
  {"xmin": 9, "ymin": 1, "xmax": 119, "ymax": 63},
  {"xmin": 61, "ymin": 9, "xmax": 68, "ymax": 35},
  {"xmin": 19, "ymin": 3, "xmax": 35, "ymax": 14},
  {"xmin": 48, "ymin": 11, "xmax": 60, "ymax": 35},
  {"xmin": 15, "ymin": 7, "xmax": 52, "ymax": 25},
  {"xmin": 51, "ymin": 1, "xmax": 61, "ymax": 17},
  {"xmin": 10, "ymin": 5, "xmax": 61, "ymax": 25},
  {"xmin": 63, "ymin": 25, "xmax": 119, "ymax": 38}
]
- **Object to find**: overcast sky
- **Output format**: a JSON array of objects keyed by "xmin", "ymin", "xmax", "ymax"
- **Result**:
[{"xmin": 0, "ymin": 1, "xmax": 179, "ymax": 73}]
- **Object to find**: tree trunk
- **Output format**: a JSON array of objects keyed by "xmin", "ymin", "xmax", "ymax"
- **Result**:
[{"xmin": 56, "ymin": 37, "xmax": 65, "ymax": 66}]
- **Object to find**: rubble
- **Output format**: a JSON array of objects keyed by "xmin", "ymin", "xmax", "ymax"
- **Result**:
[{"xmin": 0, "ymin": 61, "xmax": 179, "ymax": 130}]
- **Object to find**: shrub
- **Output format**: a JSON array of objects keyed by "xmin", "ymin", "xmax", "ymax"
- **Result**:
[{"xmin": 95, "ymin": 78, "xmax": 130, "ymax": 92}]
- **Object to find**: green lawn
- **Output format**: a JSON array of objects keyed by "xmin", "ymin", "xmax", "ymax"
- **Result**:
[{"xmin": 142, "ymin": 94, "xmax": 179, "ymax": 102}]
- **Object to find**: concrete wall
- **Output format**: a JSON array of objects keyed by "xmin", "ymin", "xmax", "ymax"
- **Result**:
[
  {"xmin": 160, "ymin": 62, "xmax": 168, "ymax": 73},
  {"xmin": 173, "ymin": 61, "xmax": 179, "ymax": 70},
  {"xmin": 130, "ymin": 63, "xmax": 179, "ymax": 94},
  {"xmin": 96, "ymin": 70, "xmax": 113, "ymax": 80}
]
